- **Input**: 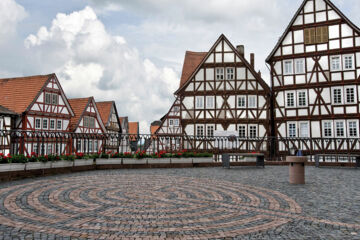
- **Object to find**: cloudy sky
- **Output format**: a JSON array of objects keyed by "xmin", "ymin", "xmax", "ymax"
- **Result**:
[{"xmin": 1, "ymin": 0, "xmax": 360, "ymax": 133}]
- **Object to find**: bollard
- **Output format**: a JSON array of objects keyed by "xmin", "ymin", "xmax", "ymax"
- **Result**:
[{"xmin": 286, "ymin": 156, "xmax": 307, "ymax": 184}]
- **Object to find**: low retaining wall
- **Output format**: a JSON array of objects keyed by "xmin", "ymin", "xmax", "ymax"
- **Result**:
[{"xmin": 0, "ymin": 159, "xmax": 357, "ymax": 182}]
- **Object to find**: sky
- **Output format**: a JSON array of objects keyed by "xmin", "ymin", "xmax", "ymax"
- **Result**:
[{"xmin": 1, "ymin": 0, "xmax": 360, "ymax": 134}]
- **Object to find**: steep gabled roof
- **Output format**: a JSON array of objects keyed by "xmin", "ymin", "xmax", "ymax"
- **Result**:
[
  {"xmin": 68, "ymin": 98, "xmax": 90, "ymax": 132},
  {"xmin": 96, "ymin": 101, "xmax": 113, "ymax": 126},
  {"xmin": 0, "ymin": 105, "xmax": 17, "ymax": 116},
  {"xmin": 175, "ymin": 34, "xmax": 270, "ymax": 95},
  {"xmin": 128, "ymin": 122, "xmax": 139, "ymax": 135},
  {"xmin": 266, "ymin": 0, "xmax": 360, "ymax": 63},
  {"xmin": 119, "ymin": 117, "xmax": 128, "ymax": 126},
  {"xmin": 179, "ymin": 51, "xmax": 207, "ymax": 89},
  {"xmin": 151, "ymin": 125, "xmax": 160, "ymax": 135},
  {"xmin": 0, "ymin": 74, "xmax": 51, "ymax": 114}
]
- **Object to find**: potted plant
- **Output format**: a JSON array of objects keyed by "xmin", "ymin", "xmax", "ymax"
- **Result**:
[
  {"xmin": 96, "ymin": 152, "xmax": 122, "ymax": 165},
  {"xmin": 123, "ymin": 151, "xmax": 147, "ymax": 165},
  {"xmin": 74, "ymin": 153, "xmax": 94, "ymax": 167},
  {"xmin": 0, "ymin": 154, "xmax": 27, "ymax": 172},
  {"xmin": 25, "ymin": 152, "xmax": 52, "ymax": 170},
  {"xmin": 148, "ymin": 151, "xmax": 171, "ymax": 164},
  {"xmin": 192, "ymin": 152, "xmax": 213, "ymax": 163},
  {"xmin": 171, "ymin": 150, "xmax": 193, "ymax": 164},
  {"xmin": 52, "ymin": 154, "xmax": 74, "ymax": 168}
]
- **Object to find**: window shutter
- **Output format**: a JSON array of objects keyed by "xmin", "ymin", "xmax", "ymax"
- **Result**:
[
  {"xmin": 321, "ymin": 26, "xmax": 328, "ymax": 43},
  {"xmin": 304, "ymin": 29, "xmax": 310, "ymax": 44},
  {"xmin": 316, "ymin": 27, "xmax": 322, "ymax": 43},
  {"xmin": 310, "ymin": 28, "xmax": 316, "ymax": 44}
]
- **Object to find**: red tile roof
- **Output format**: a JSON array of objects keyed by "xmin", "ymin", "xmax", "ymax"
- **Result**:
[
  {"xmin": 128, "ymin": 122, "xmax": 139, "ymax": 135},
  {"xmin": 151, "ymin": 125, "xmax": 159, "ymax": 136},
  {"xmin": 68, "ymin": 98, "xmax": 91, "ymax": 131},
  {"xmin": 119, "ymin": 117, "xmax": 128, "ymax": 126},
  {"xmin": 179, "ymin": 51, "xmax": 207, "ymax": 89},
  {"xmin": 0, "ymin": 74, "xmax": 52, "ymax": 114},
  {"xmin": 96, "ymin": 101, "xmax": 113, "ymax": 126}
]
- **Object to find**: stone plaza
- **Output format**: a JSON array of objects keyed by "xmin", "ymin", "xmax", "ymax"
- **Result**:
[{"xmin": 0, "ymin": 166, "xmax": 359, "ymax": 239}]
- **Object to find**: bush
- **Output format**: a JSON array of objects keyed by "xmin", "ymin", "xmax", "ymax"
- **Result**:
[
  {"xmin": 11, "ymin": 155, "xmax": 28, "ymax": 164},
  {"xmin": 122, "ymin": 152, "xmax": 133, "ymax": 158},
  {"xmin": 111, "ymin": 152, "xmax": 121, "ymax": 158},
  {"xmin": 62, "ymin": 154, "xmax": 75, "ymax": 162}
]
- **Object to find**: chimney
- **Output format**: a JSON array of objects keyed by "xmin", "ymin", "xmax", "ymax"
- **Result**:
[
  {"xmin": 237, "ymin": 45, "xmax": 245, "ymax": 57},
  {"xmin": 250, "ymin": 53, "xmax": 255, "ymax": 68}
]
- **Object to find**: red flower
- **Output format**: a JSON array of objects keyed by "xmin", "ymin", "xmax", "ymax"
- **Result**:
[{"xmin": 0, "ymin": 153, "xmax": 4, "ymax": 157}]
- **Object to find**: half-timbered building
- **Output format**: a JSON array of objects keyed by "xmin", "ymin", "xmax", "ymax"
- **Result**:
[
  {"xmin": 266, "ymin": 0, "xmax": 360, "ymax": 155},
  {"xmin": 0, "ymin": 74, "xmax": 75, "ymax": 155},
  {"xmin": 174, "ymin": 34, "xmax": 271, "ymax": 151},
  {"xmin": 68, "ymin": 97, "xmax": 106, "ymax": 154},
  {"xmin": 97, "ymin": 101, "xmax": 122, "ymax": 153},
  {"xmin": 128, "ymin": 122, "xmax": 139, "ymax": 151},
  {"xmin": 119, "ymin": 117, "xmax": 130, "ymax": 152},
  {"xmin": 0, "ymin": 106, "xmax": 17, "ymax": 155}
]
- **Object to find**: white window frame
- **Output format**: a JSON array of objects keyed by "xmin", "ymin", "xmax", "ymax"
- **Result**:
[
  {"xmin": 51, "ymin": 94, "xmax": 58, "ymax": 105},
  {"xmin": 332, "ymin": 87, "xmax": 343, "ymax": 105},
  {"xmin": 195, "ymin": 96, "xmax": 204, "ymax": 109},
  {"xmin": 347, "ymin": 120, "xmax": 358, "ymax": 138},
  {"xmin": 174, "ymin": 119, "xmax": 179, "ymax": 126},
  {"xmin": 248, "ymin": 96, "xmax": 257, "ymax": 109},
  {"xmin": 226, "ymin": 67, "xmax": 235, "ymax": 80},
  {"xmin": 299, "ymin": 122, "xmax": 310, "ymax": 138},
  {"xmin": 47, "ymin": 144, "xmax": 52, "ymax": 155},
  {"xmin": 343, "ymin": 54, "xmax": 354, "ymax": 70},
  {"xmin": 94, "ymin": 140, "xmax": 98, "ymax": 152},
  {"xmin": 196, "ymin": 125, "xmax": 204, "ymax": 137},
  {"xmin": 237, "ymin": 96, "xmax": 246, "ymax": 108},
  {"xmin": 50, "ymin": 119, "xmax": 55, "ymax": 130},
  {"xmin": 45, "ymin": 93, "xmax": 51, "ymax": 104},
  {"xmin": 345, "ymin": 86, "xmax": 356, "ymax": 104},
  {"xmin": 295, "ymin": 59, "xmax": 305, "ymax": 74},
  {"xmin": 42, "ymin": 118, "xmax": 48, "ymax": 130},
  {"xmin": 286, "ymin": 91, "xmax": 296, "ymax": 108},
  {"xmin": 283, "ymin": 60, "xmax": 293, "ymax": 75},
  {"xmin": 335, "ymin": 120, "xmax": 345, "ymax": 138},
  {"xmin": 215, "ymin": 68, "xmax": 224, "ymax": 80},
  {"xmin": 57, "ymin": 120, "xmax": 62, "ymax": 130},
  {"xmin": 249, "ymin": 125, "xmax": 258, "ymax": 139},
  {"xmin": 89, "ymin": 140, "xmax": 93, "ymax": 152},
  {"xmin": 297, "ymin": 90, "xmax": 307, "ymax": 107},
  {"xmin": 323, "ymin": 121, "xmax": 333, "ymax": 138},
  {"xmin": 169, "ymin": 119, "xmax": 174, "ymax": 126},
  {"xmin": 35, "ymin": 118, "xmax": 41, "ymax": 130},
  {"xmin": 330, "ymin": 55, "xmax": 341, "ymax": 71},
  {"xmin": 238, "ymin": 125, "xmax": 246, "ymax": 138},
  {"xmin": 206, "ymin": 96, "xmax": 215, "ymax": 108},
  {"xmin": 207, "ymin": 126, "xmax": 214, "ymax": 137},
  {"xmin": 287, "ymin": 122, "xmax": 297, "ymax": 138}
]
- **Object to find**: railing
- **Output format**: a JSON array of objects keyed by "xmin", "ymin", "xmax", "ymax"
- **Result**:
[{"xmin": 1, "ymin": 130, "xmax": 360, "ymax": 162}]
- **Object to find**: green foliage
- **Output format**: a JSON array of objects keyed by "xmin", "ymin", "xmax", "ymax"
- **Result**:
[{"xmin": 11, "ymin": 154, "xmax": 28, "ymax": 164}]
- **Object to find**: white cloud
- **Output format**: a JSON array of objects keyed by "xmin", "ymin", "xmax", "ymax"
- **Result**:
[
  {"xmin": 25, "ymin": 6, "xmax": 178, "ymax": 134},
  {"xmin": 0, "ymin": 0, "xmax": 26, "ymax": 41}
]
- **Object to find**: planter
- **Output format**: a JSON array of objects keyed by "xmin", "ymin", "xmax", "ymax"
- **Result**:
[
  {"xmin": 51, "ymin": 160, "xmax": 74, "ymax": 169},
  {"xmin": 244, "ymin": 156, "xmax": 257, "ymax": 162},
  {"xmin": 123, "ymin": 159, "xmax": 147, "ymax": 165},
  {"xmin": 148, "ymin": 158, "xmax": 171, "ymax": 164},
  {"xmin": 74, "ymin": 159, "xmax": 94, "ymax": 167},
  {"xmin": 171, "ymin": 158, "xmax": 193, "ymax": 164},
  {"xmin": 26, "ymin": 162, "xmax": 52, "ymax": 170},
  {"xmin": 96, "ymin": 158, "xmax": 122, "ymax": 165},
  {"xmin": 0, "ymin": 163, "xmax": 26, "ymax": 172},
  {"xmin": 193, "ymin": 158, "xmax": 213, "ymax": 163}
]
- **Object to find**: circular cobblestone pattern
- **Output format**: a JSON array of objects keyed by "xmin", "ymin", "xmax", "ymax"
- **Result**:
[{"xmin": 0, "ymin": 167, "xmax": 359, "ymax": 239}]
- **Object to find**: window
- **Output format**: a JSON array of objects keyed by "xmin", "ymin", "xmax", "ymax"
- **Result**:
[
  {"xmin": 89, "ymin": 140, "xmax": 93, "ymax": 152},
  {"xmin": 239, "ymin": 125, "xmax": 246, "ymax": 138},
  {"xmin": 173, "ymin": 106, "xmax": 180, "ymax": 112},
  {"xmin": 344, "ymin": 55, "xmax": 354, "ymax": 70},
  {"xmin": 196, "ymin": 96, "xmax": 204, "ymax": 109},
  {"xmin": 249, "ymin": 126, "xmax": 257, "ymax": 138},
  {"xmin": 332, "ymin": 88, "xmax": 343, "ymax": 104},
  {"xmin": 248, "ymin": 96, "xmax": 257, "ymax": 108},
  {"xmin": 47, "ymin": 145, "xmax": 52, "ymax": 155},
  {"xmin": 216, "ymin": 68, "xmax": 224, "ymax": 80},
  {"xmin": 169, "ymin": 119, "xmax": 174, "ymax": 126},
  {"xmin": 33, "ymin": 144, "xmax": 39, "ymax": 155},
  {"xmin": 288, "ymin": 123, "xmax": 297, "ymax": 138},
  {"xmin": 35, "ymin": 118, "xmax": 41, "ymax": 129},
  {"xmin": 226, "ymin": 68, "xmax": 234, "ymax": 80},
  {"xmin": 51, "ymin": 94, "xmax": 58, "ymax": 105},
  {"xmin": 196, "ymin": 126, "xmax": 204, "ymax": 137},
  {"xmin": 89, "ymin": 117, "xmax": 95, "ymax": 128},
  {"xmin": 335, "ymin": 121, "xmax": 345, "ymax": 138},
  {"xmin": 330, "ymin": 56, "xmax": 341, "ymax": 71},
  {"xmin": 45, "ymin": 93, "xmax": 51, "ymax": 104},
  {"xmin": 299, "ymin": 122, "xmax": 309, "ymax": 138},
  {"xmin": 77, "ymin": 140, "xmax": 81, "ymax": 152},
  {"xmin": 284, "ymin": 60, "xmax": 293, "ymax": 75},
  {"xmin": 295, "ymin": 59, "xmax": 305, "ymax": 74},
  {"xmin": 56, "ymin": 144, "xmax": 60, "ymax": 155},
  {"xmin": 298, "ymin": 91, "xmax": 307, "ymax": 107},
  {"xmin": 286, "ymin": 92, "xmax": 295, "ymax": 108},
  {"xmin": 304, "ymin": 26, "xmax": 328, "ymax": 45},
  {"xmin": 206, "ymin": 96, "xmax": 214, "ymax": 108},
  {"xmin": 345, "ymin": 87, "xmax": 355, "ymax": 104},
  {"xmin": 57, "ymin": 120, "xmax": 62, "ymax": 130},
  {"xmin": 50, "ymin": 119, "xmax": 55, "ymax": 130},
  {"xmin": 174, "ymin": 119, "xmax": 179, "ymax": 126},
  {"xmin": 348, "ymin": 121, "xmax": 358, "ymax": 137},
  {"xmin": 207, "ymin": 126, "xmax": 214, "ymax": 137},
  {"xmin": 83, "ymin": 116, "xmax": 89, "ymax": 127},
  {"xmin": 94, "ymin": 140, "xmax": 98, "ymax": 151},
  {"xmin": 238, "ymin": 96, "xmax": 246, "ymax": 108},
  {"xmin": 43, "ymin": 119, "xmax": 48, "ymax": 129},
  {"xmin": 323, "ymin": 121, "xmax": 333, "ymax": 138}
]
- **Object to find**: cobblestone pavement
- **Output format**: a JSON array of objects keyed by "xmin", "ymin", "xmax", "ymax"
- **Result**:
[{"xmin": 0, "ymin": 166, "xmax": 359, "ymax": 239}]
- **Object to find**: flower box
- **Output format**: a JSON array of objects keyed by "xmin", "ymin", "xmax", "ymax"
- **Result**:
[
  {"xmin": 51, "ymin": 160, "xmax": 74, "ymax": 168},
  {"xmin": 74, "ymin": 159, "xmax": 95, "ymax": 167},
  {"xmin": 0, "ymin": 163, "xmax": 25, "ymax": 172},
  {"xmin": 96, "ymin": 158, "xmax": 122, "ymax": 165},
  {"xmin": 192, "ymin": 158, "xmax": 213, "ymax": 163},
  {"xmin": 123, "ymin": 159, "xmax": 147, "ymax": 165},
  {"xmin": 171, "ymin": 158, "xmax": 193, "ymax": 164},
  {"xmin": 26, "ymin": 162, "xmax": 52, "ymax": 170},
  {"xmin": 148, "ymin": 158, "xmax": 171, "ymax": 164}
]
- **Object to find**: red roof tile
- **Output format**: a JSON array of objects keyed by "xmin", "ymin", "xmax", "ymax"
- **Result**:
[
  {"xmin": 0, "ymin": 74, "xmax": 52, "ymax": 114},
  {"xmin": 128, "ymin": 122, "xmax": 139, "ymax": 135},
  {"xmin": 96, "ymin": 101, "xmax": 113, "ymax": 126},
  {"xmin": 150, "ymin": 125, "xmax": 159, "ymax": 136},
  {"xmin": 68, "ymin": 98, "xmax": 91, "ymax": 131},
  {"xmin": 179, "ymin": 51, "xmax": 207, "ymax": 89}
]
